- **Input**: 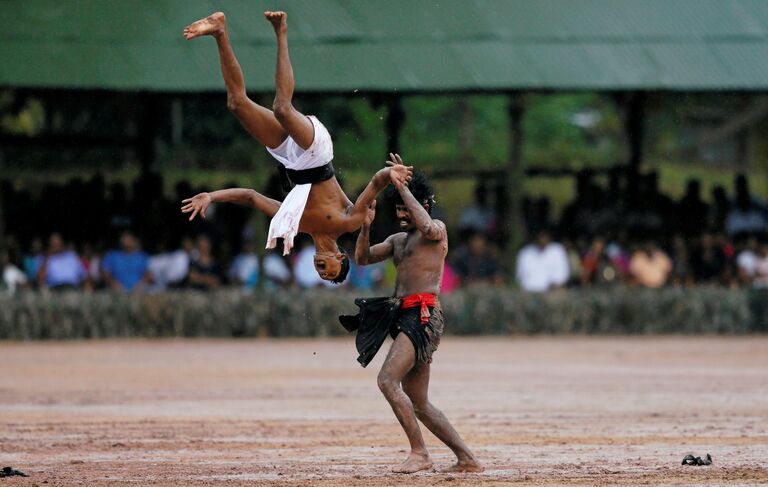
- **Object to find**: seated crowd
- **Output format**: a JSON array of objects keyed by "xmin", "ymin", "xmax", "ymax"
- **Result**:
[
  {"xmin": 449, "ymin": 170, "xmax": 768, "ymax": 292},
  {"xmin": 1, "ymin": 170, "xmax": 767, "ymax": 294}
]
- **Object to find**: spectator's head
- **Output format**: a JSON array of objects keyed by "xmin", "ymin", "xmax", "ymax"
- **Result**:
[
  {"xmin": 388, "ymin": 171, "xmax": 436, "ymax": 230},
  {"xmin": 758, "ymin": 239, "xmax": 768, "ymax": 257},
  {"xmin": 535, "ymin": 230, "xmax": 552, "ymax": 250},
  {"xmin": 468, "ymin": 233, "xmax": 489, "ymax": 256},
  {"xmin": 314, "ymin": 249, "xmax": 350, "ymax": 284},
  {"xmin": 196, "ymin": 235, "xmax": 213, "ymax": 256},
  {"xmin": 119, "ymin": 231, "xmax": 140, "ymax": 253},
  {"xmin": 735, "ymin": 174, "xmax": 751, "ymax": 210},
  {"xmin": 735, "ymin": 174, "xmax": 749, "ymax": 196},
  {"xmin": 242, "ymin": 238, "xmax": 257, "ymax": 254},
  {"xmin": 744, "ymin": 235, "xmax": 759, "ymax": 252},
  {"xmin": 685, "ymin": 179, "xmax": 701, "ymax": 199},
  {"xmin": 590, "ymin": 236, "xmax": 606, "ymax": 254},
  {"xmin": 700, "ymin": 232, "xmax": 715, "ymax": 248},
  {"xmin": 48, "ymin": 233, "xmax": 65, "ymax": 254},
  {"xmin": 30, "ymin": 237, "xmax": 43, "ymax": 255},
  {"xmin": 474, "ymin": 182, "xmax": 488, "ymax": 207},
  {"xmin": 181, "ymin": 236, "xmax": 195, "ymax": 254},
  {"xmin": 712, "ymin": 185, "xmax": 728, "ymax": 205}
]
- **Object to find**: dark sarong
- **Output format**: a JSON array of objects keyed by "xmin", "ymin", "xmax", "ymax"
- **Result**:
[
  {"xmin": 277, "ymin": 162, "xmax": 335, "ymax": 192},
  {"xmin": 339, "ymin": 296, "xmax": 444, "ymax": 368}
]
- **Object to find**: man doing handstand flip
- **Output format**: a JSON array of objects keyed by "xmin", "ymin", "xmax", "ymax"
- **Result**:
[
  {"xmin": 181, "ymin": 11, "xmax": 410, "ymax": 283},
  {"xmin": 341, "ymin": 154, "xmax": 483, "ymax": 473}
]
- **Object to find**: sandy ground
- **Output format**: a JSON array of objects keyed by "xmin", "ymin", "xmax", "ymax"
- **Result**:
[{"xmin": 0, "ymin": 336, "xmax": 767, "ymax": 486}]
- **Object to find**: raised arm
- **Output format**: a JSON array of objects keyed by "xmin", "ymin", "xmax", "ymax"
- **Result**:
[
  {"xmin": 181, "ymin": 188, "xmax": 281, "ymax": 221},
  {"xmin": 390, "ymin": 154, "xmax": 447, "ymax": 242},
  {"xmin": 350, "ymin": 163, "xmax": 412, "ymax": 217},
  {"xmin": 355, "ymin": 200, "xmax": 396, "ymax": 265}
]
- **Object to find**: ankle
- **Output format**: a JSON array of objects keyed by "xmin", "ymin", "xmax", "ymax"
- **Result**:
[
  {"xmin": 410, "ymin": 449, "xmax": 430, "ymax": 458},
  {"xmin": 456, "ymin": 453, "xmax": 477, "ymax": 464}
]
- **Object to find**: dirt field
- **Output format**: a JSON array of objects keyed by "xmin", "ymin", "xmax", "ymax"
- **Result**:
[{"xmin": 1, "ymin": 337, "xmax": 766, "ymax": 486}]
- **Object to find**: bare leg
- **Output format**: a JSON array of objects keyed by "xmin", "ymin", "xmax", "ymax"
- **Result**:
[
  {"xmin": 264, "ymin": 11, "xmax": 315, "ymax": 150},
  {"xmin": 184, "ymin": 12, "xmax": 287, "ymax": 148},
  {"xmin": 402, "ymin": 360, "xmax": 484, "ymax": 473},
  {"xmin": 377, "ymin": 334, "xmax": 433, "ymax": 474}
]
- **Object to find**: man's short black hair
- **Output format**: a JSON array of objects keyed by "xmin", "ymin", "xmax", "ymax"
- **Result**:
[
  {"xmin": 386, "ymin": 171, "xmax": 436, "ymax": 214},
  {"xmin": 331, "ymin": 251, "xmax": 350, "ymax": 284}
]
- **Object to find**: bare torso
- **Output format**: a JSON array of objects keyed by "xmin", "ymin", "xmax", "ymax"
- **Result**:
[
  {"xmin": 298, "ymin": 177, "xmax": 363, "ymax": 236},
  {"xmin": 390, "ymin": 224, "xmax": 448, "ymax": 296}
]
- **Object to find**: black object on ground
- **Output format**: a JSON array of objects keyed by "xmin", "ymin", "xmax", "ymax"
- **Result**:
[
  {"xmin": 0, "ymin": 466, "xmax": 29, "ymax": 477},
  {"xmin": 682, "ymin": 454, "xmax": 712, "ymax": 466}
]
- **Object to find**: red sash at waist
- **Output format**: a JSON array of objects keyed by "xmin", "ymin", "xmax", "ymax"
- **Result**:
[{"xmin": 400, "ymin": 293, "xmax": 436, "ymax": 324}]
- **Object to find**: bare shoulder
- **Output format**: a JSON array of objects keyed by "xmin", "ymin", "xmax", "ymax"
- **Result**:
[{"xmin": 431, "ymin": 219, "xmax": 448, "ymax": 239}]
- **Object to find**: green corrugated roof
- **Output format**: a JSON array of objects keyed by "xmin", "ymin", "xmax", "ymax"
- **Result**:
[{"xmin": 3, "ymin": 0, "xmax": 768, "ymax": 92}]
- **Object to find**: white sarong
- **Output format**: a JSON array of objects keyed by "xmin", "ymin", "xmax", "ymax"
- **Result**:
[{"xmin": 266, "ymin": 115, "xmax": 334, "ymax": 255}]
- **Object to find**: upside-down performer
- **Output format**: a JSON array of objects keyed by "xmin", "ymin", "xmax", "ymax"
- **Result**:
[
  {"xmin": 340, "ymin": 154, "xmax": 483, "ymax": 473},
  {"xmin": 181, "ymin": 11, "xmax": 411, "ymax": 283}
]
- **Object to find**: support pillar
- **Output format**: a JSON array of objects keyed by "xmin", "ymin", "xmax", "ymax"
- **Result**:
[
  {"xmin": 502, "ymin": 92, "xmax": 527, "ymax": 279},
  {"xmin": 385, "ymin": 95, "xmax": 404, "ymax": 155}
]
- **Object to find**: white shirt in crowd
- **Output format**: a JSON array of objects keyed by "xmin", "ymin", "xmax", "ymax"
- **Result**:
[
  {"xmin": 516, "ymin": 242, "xmax": 570, "ymax": 292},
  {"xmin": 148, "ymin": 249, "xmax": 189, "ymax": 291},
  {"xmin": 229, "ymin": 253, "xmax": 259, "ymax": 285},
  {"xmin": 737, "ymin": 249, "xmax": 757, "ymax": 276},
  {"xmin": 263, "ymin": 253, "xmax": 292, "ymax": 285},
  {"xmin": 3, "ymin": 264, "xmax": 27, "ymax": 295},
  {"xmin": 737, "ymin": 249, "xmax": 768, "ymax": 288}
]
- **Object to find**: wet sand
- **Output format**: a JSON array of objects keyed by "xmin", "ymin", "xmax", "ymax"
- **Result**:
[{"xmin": 1, "ymin": 337, "xmax": 767, "ymax": 486}]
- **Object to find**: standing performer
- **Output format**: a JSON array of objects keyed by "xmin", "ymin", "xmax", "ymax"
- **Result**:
[
  {"xmin": 341, "ymin": 154, "xmax": 483, "ymax": 473},
  {"xmin": 181, "ymin": 11, "xmax": 410, "ymax": 283}
]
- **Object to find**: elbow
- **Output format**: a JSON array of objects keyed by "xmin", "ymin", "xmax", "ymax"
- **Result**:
[
  {"xmin": 246, "ymin": 189, "xmax": 259, "ymax": 206},
  {"xmin": 419, "ymin": 222, "xmax": 436, "ymax": 237},
  {"xmin": 355, "ymin": 251, "xmax": 369, "ymax": 266}
]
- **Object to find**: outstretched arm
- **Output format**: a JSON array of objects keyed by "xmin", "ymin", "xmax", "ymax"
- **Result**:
[
  {"xmin": 181, "ymin": 188, "xmax": 281, "ymax": 221},
  {"xmin": 391, "ymin": 154, "xmax": 446, "ymax": 242},
  {"xmin": 355, "ymin": 201, "xmax": 396, "ymax": 265}
]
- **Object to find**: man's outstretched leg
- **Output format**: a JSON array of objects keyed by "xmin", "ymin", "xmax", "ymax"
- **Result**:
[
  {"xmin": 402, "ymin": 361, "xmax": 483, "ymax": 472},
  {"xmin": 184, "ymin": 12, "xmax": 287, "ymax": 148},
  {"xmin": 264, "ymin": 11, "xmax": 315, "ymax": 150},
  {"xmin": 377, "ymin": 334, "xmax": 433, "ymax": 473}
]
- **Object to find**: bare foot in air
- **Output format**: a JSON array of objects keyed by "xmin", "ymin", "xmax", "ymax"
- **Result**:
[
  {"xmin": 264, "ymin": 11, "xmax": 287, "ymax": 35},
  {"xmin": 392, "ymin": 452, "xmax": 433, "ymax": 474},
  {"xmin": 183, "ymin": 12, "xmax": 226, "ymax": 40},
  {"xmin": 441, "ymin": 460, "xmax": 484, "ymax": 473}
]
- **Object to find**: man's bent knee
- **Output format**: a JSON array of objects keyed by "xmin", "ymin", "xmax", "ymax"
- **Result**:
[
  {"xmin": 272, "ymin": 102, "xmax": 294, "ymax": 122},
  {"xmin": 377, "ymin": 374, "xmax": 399, "ymax": 397},
  {"xmin": 412, "ymin": 401, "xmax": 431, "ymax": 420}
]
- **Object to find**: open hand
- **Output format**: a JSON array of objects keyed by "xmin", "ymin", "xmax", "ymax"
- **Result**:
[
  {"xmin": 385, "ymin": 153, "xmax": 413, "ymax": 189},
  {"xmin": 181, "ymin": 192, "xmax": 212, "ymax": 221}
]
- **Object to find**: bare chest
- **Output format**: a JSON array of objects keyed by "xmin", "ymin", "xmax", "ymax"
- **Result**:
[
  {"xmin": 393, "ymin": 233, "xmax": 446, "ymax": 265},
  {"xmin": 300, "ymin": 190, "xmax": 354, "ymax": 233}
]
